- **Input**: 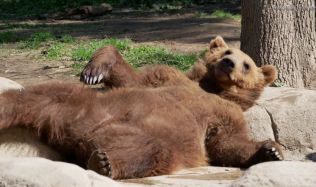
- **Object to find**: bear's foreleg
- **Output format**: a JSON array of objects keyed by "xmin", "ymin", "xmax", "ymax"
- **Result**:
[
  {"xmin": 80, "ymin": 46, "xmax": 195, "ymax": 88},
  {"xmin": 205, "ymin": 105, "xmax": 283, "ymax": 168},
  {"xmin": 80, "ymin": 46, "xmax": 140, "ymax": 87},
  {"xmin": 185, "ymin": 59, "xmax": 208, "ymax": 82},
  {"xmin": 206, "ymin": 132, "xmax": 283, "ymax": 167}
]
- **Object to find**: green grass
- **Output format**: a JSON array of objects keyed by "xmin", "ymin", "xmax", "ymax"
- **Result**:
[
  {"xmin": 59, "ymin": 35, "xmax": 75, "ymax": 43},
  {"xmin": 0, "ymin": 31, "xmax": 198, "ymax": 74},
  {"xmin": 72, "ymin": 38, "xmax": 132, "ymax": 61},
  {"xmin": 23, "ymin": 31, "xmax": 55, "ymax": 49},
  {"xmin": 124, "ymin": 45, "xmax": 196, "ymax": 71},
  {"xmin": 46, "ymin": 43, "xmax": 71, "ymax": 59},
  {"xmin": 0, "ymin": 32, "xmax": 15, "ymax": 43},
  {"xmin": 151, "ymin": 3, "xmax": 183, "ymax": 11},
  {"xmin": 69, "ymin": 39, "xmax": 197, "ymax": 73},
  {"xmin": 0, "ymin": 30, "xmax": 56, "ymax": 45},
  {"xmin": 196, "ymin": 10, "xmax": 241, "ymax": 21},
  {"xmin": 16, "ymin": 32, "xmax": 198, "ymax": 74}
]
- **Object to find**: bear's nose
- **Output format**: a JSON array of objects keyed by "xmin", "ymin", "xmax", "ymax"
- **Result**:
[{"xmin": 221, "ymin": 58, "xmax": 235, "ymax": 72}]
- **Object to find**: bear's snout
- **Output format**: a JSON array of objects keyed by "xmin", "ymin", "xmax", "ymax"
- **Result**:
[{"xmin": 220, "ymin": 58, "xmax": 235, "ymax": 74}]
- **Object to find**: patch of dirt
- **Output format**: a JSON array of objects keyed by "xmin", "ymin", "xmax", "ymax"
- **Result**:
[
  {"xmin": 0, "ymin": 49, "xmax": 77, "ymax": 86},
  {"xmin": 0, "ymin": 12, "xmax": 241, "ymax": 86}
]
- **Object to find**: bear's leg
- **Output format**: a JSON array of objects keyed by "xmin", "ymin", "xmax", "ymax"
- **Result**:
[
  {"xmin": 0, "ymin": 82, "xmax": 99, "ymax": 140},
  {"xmin": 80, "ymin": 46, "xmax": 192, "ymax": 88},
  {"xmin": 206, "ymin": 104, "xmax": 283, "ymax": 168},
  {"xmin": 81, "ymin": 125, "xmax": 178, "ymax": 179},
  {"xmin": 206, "ymin": 132, "xmax": 283, "ymax": 168},
  {"xmin": 80, "ymin": 46, "xmax": 140, "ymax": 87}
]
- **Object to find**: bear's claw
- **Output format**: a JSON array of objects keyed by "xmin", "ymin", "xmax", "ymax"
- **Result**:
[
  {"xmin": 83, "ymin": 73, "xmax": 104, "ymax": 85},
  {"xmin": 80, "ymin": 56, "xmax": 117, "ymax": 85},
  {"xmin": 87, "ymin": 149, "xmax": 112, "ymax": 177},
  {"xmin": 261, "ymin": 141, "xmax": 284, "ymax": 161},
  {"xmin": 80, "ymin": 62, "xmax": 108, "ymax": 85}
]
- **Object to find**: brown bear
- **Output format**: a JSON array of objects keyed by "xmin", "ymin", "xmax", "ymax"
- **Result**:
[
  {"xmin": 80, "ymin": 36, "xmax": 276, "ymax": 111},
  {"xmin": 0, "ymin": 37, "xmax": 283, "ymax": 180}
]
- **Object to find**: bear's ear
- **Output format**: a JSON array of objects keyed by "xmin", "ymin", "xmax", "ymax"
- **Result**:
[
  {"xmin": 209, "ymin": 36, "xmax": 228, "ymax": 50},
  {"xmin": 261, "ymin": 65, "xmax": 277, "ymax": 85}
]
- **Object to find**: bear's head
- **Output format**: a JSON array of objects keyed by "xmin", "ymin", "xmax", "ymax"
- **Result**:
[
  {"xmin": 189, "ymin": 36, "xmax": 277, "ymax": 110},
  {"xmin": 205, "ymin": 36, "xmax": 276, "ymax": 90}
]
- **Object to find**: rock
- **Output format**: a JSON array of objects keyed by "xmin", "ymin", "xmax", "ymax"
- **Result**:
[
  {"xmin": 245, "ymin": 105, "xmax": 275, "ymax": 141},
  {"xmin": 0, "ymin": 77, "xmax": 23, "ymax": 94},
  {"xmin": 231, "ymin": 161, "xmax": 316, "ymax": 187},
  {"xmin": 122, "ymin": 166, "xmax": 242, "ymax": 187},
  {"xmin": 247, "ymin": 87, "xmax": 316, "ymax": 161},
  {"xmin": 0, "ymin": 128, "xmax": 63, "ymax": 160},
  {"xmin": 0, "ymin": 158, "xmax": 314, "ymax": 187},
  {"xmin": 125, "ymin": 162, "xmax": 316, "ymax": 187},
  {"xmin": 0, "ymin": 157, "xmax": 124, "ymax": 187}
]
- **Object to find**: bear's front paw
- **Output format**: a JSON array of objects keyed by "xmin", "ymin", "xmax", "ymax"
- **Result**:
[
  {"xmin": 87, "ymin": 149, "xmax": 112, "ymax": 177},
  {"xmin": 80, "ymin": 62, "xmax": 110, "ymax": 85},
  {"xmin": 260, "ymin": 141, "xmax": 284, "ymax": 161}
]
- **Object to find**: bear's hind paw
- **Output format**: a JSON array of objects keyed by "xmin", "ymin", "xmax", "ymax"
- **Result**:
[
  {"xmin": 87, "ymin": 150, "xmax": 112, "ymax": 177},
  {"xmin": 265, "ymin": 146, "xmax": 283, "ymax": 160},
  {"xmin": 261, "ymin": 141, "xmax": 284, "ymax": 161}
]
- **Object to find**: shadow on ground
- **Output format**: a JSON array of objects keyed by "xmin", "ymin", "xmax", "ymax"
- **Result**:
[
  {"xmin": 306, "ymin": 153, "xmax": 316, "ymax": 162},
  {"xmin": 1, "ymin": 14, "xmax": 240, "ymax": 45}
]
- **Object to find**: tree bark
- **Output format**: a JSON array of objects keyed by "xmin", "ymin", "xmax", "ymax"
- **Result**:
[{"xmin": 241, "ymin": 0, "xmax": 316, "ymax": 88}]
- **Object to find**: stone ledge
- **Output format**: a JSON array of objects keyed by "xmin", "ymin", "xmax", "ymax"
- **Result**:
[
  {"xmin": 246, "ymin": 87, "xmax": 316, "ymax": 161},
  {"xmin": 1, "ymin": 158, "xmax": 315, "ymax": 187}
]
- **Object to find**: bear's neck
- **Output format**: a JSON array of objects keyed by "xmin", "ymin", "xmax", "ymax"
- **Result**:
[{"xmin": 198, "ymin": 68, "xmax": 264, "ymax": 111}]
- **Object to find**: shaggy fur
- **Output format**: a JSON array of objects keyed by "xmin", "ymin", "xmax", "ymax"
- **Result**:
[
  {"xmin": 81, "ymin": 36, "xmax": 277, "ymax": 111},
  {"xmin": 0, "ymin": 79, "xmax": 282, "ymax": 179},
  {"xmin": 0, "ymin": 37, "xmax": 283, "ymax": 180}
]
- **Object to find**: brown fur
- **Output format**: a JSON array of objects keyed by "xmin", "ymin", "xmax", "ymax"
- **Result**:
[
  {"xmin": 0, "ymin": 71, "xmax": 282, "ymax": 179},
  {"xmin": 187, "ymin": 37, "xmax": 277, "ymax": 110},
  {"xmin": 81, "ymin": 36, "xmax": 277, "ymax": 111},
  {"xmin": 0, "ymin": 37, "xmax": 282, "ymax": 179}
]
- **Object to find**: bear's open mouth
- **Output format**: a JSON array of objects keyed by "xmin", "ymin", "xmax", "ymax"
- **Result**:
[
  {"xmin": 220, "ymin": 67, "xmax": 230, "ymax": 76},
  {"xmin": 216, "ymin": 66, "xmax": 232, "ymax": 81}
]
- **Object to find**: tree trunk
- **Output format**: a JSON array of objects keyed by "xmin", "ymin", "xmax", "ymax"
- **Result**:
[{"xmin": 241, "ymin": 0, "xmax": 316, "ymax": 88}]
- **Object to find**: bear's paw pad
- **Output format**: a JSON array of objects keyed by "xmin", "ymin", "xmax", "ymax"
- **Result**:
[
  {"xmin": 81, "ymin": 63, "xmax": 110, "ymax": 85},
  {"xmin": 87, "ymin": 149, "xmax": 112, "ymax": 177}
]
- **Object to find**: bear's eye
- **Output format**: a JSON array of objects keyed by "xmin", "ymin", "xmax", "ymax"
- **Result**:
[
  {"xmin": 243, "ymin": 63, "xmax": 250, "ymax": 72},
  {"xmin": 224, "ymin": 50, "xmax": 232, "ymax": 55}
]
